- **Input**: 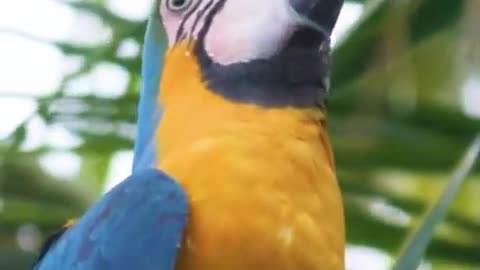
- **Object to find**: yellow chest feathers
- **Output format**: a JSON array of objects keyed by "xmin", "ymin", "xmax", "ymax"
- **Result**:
[{"xmin": 155, "ymin": 42, "xmax": 345, "ymax": 270}]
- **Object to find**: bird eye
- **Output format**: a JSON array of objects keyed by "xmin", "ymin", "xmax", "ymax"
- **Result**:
[{"xmin": 166, "ymin": 0, "xmax": 192, "ymax": 12}]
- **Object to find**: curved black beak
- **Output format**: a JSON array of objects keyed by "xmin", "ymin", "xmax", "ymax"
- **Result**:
[{"xmin": 290, "ymin": 0, "xmax": 344, "ymax": 35}]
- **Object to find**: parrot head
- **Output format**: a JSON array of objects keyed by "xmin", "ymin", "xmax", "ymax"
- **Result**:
[
  {"xmin": 157, "ymin": 0, "xmax": 344, "ymax": 106},
  {"xmin": 160, "ymin": 0, "xmax": 342, "ymax": 64},
  {"xmin": 134, "ymin": 0, "xmax": 344, "ymax": 170}
]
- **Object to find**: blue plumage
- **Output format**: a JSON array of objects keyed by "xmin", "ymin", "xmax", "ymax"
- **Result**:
[
  {"xmin": 133, "ymin": 13, "xmax": 166, "ymax": 172},
  {"xmin": 34, "ymin": 13, "xmax": 189, "ymax": 270},
  {"xmin": 35, "ymin": 169, "xmax": 188, "ymax": 270}
]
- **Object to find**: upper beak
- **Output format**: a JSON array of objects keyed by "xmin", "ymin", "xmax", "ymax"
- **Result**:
[{"xmin": 289, "ymin": 0, "xmax": 344, "ymax": 36}]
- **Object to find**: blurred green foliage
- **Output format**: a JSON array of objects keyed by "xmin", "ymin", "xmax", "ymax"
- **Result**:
[{"xmin": 1, "ymin": 0, "xmax": 479, "ymax": 269}]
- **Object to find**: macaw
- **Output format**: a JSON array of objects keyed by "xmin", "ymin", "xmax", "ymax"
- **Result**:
[{"xmin": 33, "ymin": 0, "xmax": 345, "ymax": 269}]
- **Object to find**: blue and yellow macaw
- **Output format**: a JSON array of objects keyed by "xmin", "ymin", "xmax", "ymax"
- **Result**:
[{"xmin": 34, "ymin": 0, "xmax": 345, "ymax": 269}]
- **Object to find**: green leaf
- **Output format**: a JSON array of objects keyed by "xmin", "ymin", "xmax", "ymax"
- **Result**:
[
  {"xmin": 392, "ymin": 134, "xmax": 480, "ymax": 270},
  {"xmin": 332, "ymin": 0, "xmax": 465, "ymax": 89}
]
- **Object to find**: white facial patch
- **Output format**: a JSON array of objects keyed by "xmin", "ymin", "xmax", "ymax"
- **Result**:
[
  {"xmin": 205, "ymin": 0, "xmax": 296, "ymax": 65},
  {"xmin": 159, "ymin": 2, "xmax": 183, "ymax": 47},
  {"xmin": 159, "ymin": 0, "xmax": 213, "ymax": 47},
  {"xmin": 159, "ymin": 0, "xmax": 298, "ymax": 64}
]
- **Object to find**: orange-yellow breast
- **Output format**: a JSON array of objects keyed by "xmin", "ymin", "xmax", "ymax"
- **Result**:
[{"xmin": 155, "ymin": 42, "xmax": 345, "ymax": 270}]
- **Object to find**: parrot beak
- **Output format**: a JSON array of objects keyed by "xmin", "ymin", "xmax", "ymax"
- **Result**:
[{"xmin": 289, "ymin": 0, "xmax": 344, "ymax": 37}]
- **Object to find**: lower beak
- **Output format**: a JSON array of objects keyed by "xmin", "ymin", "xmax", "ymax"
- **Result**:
[{"xmin": 289, "ymin": 0, "xmax": 344, "ymax": 35}]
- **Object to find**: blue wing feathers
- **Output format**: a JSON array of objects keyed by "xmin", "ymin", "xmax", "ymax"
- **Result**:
[
  {"xmin": 36, "ymin": 14, "xmax": 180, "ymax": 270},
  {"xmin": 35, "ymin": 169, "xmax": 188, "ymax": 270},
  {"xmin": 133, "ymin": 15, "xmax": 167, "ymax": 172}
]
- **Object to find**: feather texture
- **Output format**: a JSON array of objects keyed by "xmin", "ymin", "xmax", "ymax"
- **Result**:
[
  {"xmin": 133, "ymin": 13, "xmax": 166, "ymax": 172},
  {"xmin": 34, "ymin": 169, "xmax": 188, "ymax": 270},
  {"xmin": 156, "ymin": 41, "xmax": 345, "ymax": 270}
]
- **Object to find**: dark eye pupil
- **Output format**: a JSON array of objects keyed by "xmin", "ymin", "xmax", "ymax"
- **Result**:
[
  {"xmin": 167, "ymin": 0, "xmax": 190, "ymax": 11},
  {"xmin": 172, "ymin": 0, "xmax": 186, "ymax": 7}
]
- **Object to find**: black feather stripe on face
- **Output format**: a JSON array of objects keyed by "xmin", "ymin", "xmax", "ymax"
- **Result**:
[
  {"xmin": 193, "ymin": 0, "xmax": 226, "ymax": 69},
  {"xmin": 190, "ymin": 0, "xmax": 215, "ymax": 39},
  {"xmin": 175, "ymin": 0, "xmax": 203, "ymax": 43}
]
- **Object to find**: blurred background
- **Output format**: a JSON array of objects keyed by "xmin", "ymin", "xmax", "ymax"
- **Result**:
[{"xmin": 0, "ymin": 0, "xmax": 479, "ymax": 269}]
